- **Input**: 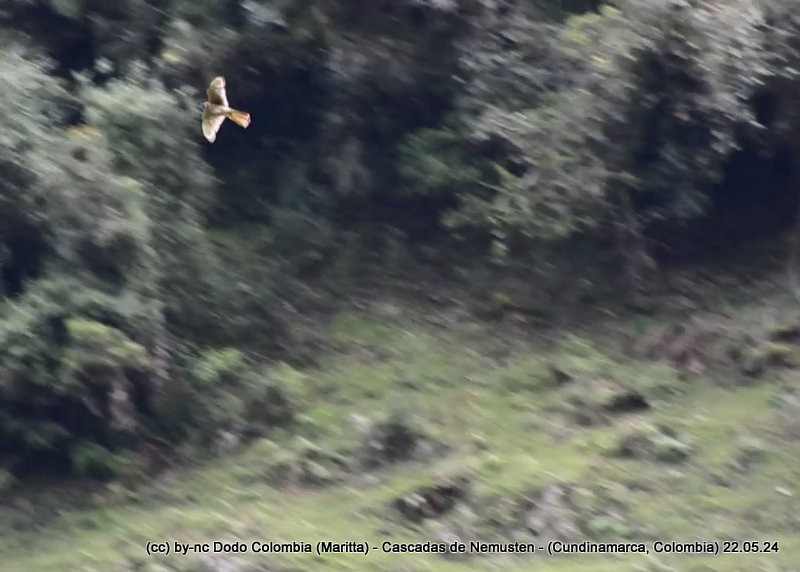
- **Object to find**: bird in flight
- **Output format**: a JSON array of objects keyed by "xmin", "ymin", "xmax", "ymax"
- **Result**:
[{"xmin": 201, "ymin": 76, "xmax": 251, "ymax": 143}]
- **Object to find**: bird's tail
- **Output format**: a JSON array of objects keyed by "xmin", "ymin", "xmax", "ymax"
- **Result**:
[{"xmin": 226, "ymin": 109, "xmax": 251, "ymax": 129}]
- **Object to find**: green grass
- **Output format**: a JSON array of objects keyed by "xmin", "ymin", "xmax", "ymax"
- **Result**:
[{"xmin": 2, "ymin": 306, "xmax": 799, "ymax": 571}]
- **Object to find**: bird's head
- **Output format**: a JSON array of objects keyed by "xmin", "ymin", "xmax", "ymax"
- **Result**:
[{"xmin": 199, "ymin": 101, "xmax": 209, "ymax": 112}]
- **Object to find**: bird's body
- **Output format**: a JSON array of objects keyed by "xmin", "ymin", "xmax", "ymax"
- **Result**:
[{"xmin": 202, "ymin": 76, "xmax": 251, "ymax": 143}]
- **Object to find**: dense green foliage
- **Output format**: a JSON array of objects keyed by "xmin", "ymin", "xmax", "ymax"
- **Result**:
[{"xmin": 1, "ymin": 0, "xmax": 800, "ymax": 478}]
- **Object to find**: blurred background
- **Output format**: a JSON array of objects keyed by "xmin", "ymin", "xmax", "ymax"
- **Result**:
[{"xmin": 1, "ymin": 0, "xmax": 800, "ymax": 570}]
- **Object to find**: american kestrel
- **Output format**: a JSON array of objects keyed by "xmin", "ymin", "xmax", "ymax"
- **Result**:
[{"xmin": 201, "ymin": 76, "xmax": 251, "ymax": 143}]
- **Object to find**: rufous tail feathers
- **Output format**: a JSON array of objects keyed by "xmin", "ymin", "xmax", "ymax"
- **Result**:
[{"xmin": 226, "ymin": 110, "xmax": 251, "ymax": 129}]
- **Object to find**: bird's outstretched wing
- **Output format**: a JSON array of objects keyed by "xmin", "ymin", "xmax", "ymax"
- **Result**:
[
  {"xmin": 207, "ymin": 76, "xmax": 228, "ymax": 107},
  {"xmin": 202, "ymin": 107, "xmax": 226, "ymax": 143}
]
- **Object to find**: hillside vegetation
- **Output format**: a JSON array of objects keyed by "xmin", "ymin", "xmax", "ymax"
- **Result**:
[
  {"xmin": 1, "ymin": 0, "xmax": 800, "ymax": 570},
  {"xmin": 3, "ymin": 282, "xmax": 800, "ymax": 570}
]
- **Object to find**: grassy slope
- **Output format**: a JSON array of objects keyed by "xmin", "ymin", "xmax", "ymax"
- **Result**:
[{"xmin": 1, "ymin": 297, "xmax": 799, "ymax": 572}]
